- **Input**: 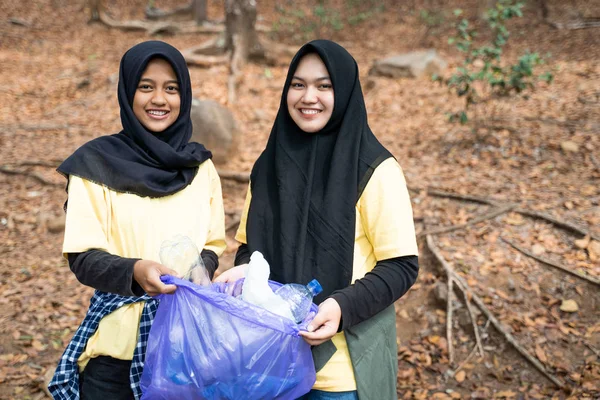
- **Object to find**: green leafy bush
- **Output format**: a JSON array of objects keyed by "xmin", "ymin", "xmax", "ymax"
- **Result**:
[{"xmin": 437, "ymin": 0, "xmax": 553, "ymax": 124}]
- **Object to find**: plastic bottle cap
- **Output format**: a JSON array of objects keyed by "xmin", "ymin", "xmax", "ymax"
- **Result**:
[{"xmin": 307, "ymin": 279, "xmax": 323, "ymax": 296}]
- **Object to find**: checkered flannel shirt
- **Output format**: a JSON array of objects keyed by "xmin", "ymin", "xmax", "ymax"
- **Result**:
[{"xmin": 48, "ymin": 291, "xmax": 158, "ymax": 399}]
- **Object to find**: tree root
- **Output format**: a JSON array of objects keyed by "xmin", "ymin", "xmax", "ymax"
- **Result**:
[
  {"xmin": 425, "ymin": 234, "xmax": 566, "ymax": 389},
  {"xmin": 501, "ymin": 237, "xmax": 600, "ymax": 286}
]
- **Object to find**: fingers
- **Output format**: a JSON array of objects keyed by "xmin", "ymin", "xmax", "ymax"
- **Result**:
[
  {"xmin": 213, "ymin": 264, "xmax": 248, "ymax": 283},
  {"xmin": 157, "ymin": 264, "xmax": 181, "ymax": 278},
  {"xmin": 299, "ymin": 324, "xmax": 337, "ymax": 346}
]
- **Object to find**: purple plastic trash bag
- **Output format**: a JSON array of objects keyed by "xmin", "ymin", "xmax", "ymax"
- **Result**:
[{"xmin": 140, "ymin": 276, "xmax": 317, "ymax": 400}]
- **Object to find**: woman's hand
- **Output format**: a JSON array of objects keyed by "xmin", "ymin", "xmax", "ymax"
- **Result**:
[
  {"xmin": 213, "ymin": 263, "xmax": 249, "ymax": 283},
  {"xmin": 133, "ymin": 259, "xmax": 180, "ymax": 296},
  {"xmin": 299, "ymin": 298, "xmax": 342, "ymax": 346}
]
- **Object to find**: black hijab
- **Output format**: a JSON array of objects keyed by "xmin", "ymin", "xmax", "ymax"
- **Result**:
[
  {"xmin": 246, "ymin": 40, "xmax": 392, "ymax": 303},
  {"xmin": 58, "ymin": 40, "xmax": 212, "ymax": 197}
]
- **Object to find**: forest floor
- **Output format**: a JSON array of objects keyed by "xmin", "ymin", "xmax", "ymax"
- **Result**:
[{"xmin": 0, "ymin": 0, "xmax": 599, "ymax": 399}]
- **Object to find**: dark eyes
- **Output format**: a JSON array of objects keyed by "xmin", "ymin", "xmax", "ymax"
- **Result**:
[
  {"xmin": 137, "ymin": 84, "xmax": 179, "ymax": 92},
  {"xmin": 290, "ymin": 82, "xmax": 332, "ymax": 90}
]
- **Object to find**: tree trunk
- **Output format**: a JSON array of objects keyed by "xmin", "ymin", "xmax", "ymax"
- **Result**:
[
  {"xmin": 193, "ymin": 0, "xmax": 207, "ymax": 24},
  {"xmin": 224, "ymin": 0, "xmax": 264, "ymax": 63}
]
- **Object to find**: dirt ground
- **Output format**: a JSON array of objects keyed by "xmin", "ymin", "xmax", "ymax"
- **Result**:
[{"xmin": 0, "ymin": 0, "xmax": 599, "ymax": 399}]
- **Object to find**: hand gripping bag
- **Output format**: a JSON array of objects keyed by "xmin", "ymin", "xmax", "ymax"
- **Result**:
[{"xmin": 140, "ymin": 276, "xmax": 317, "ymax": 400}]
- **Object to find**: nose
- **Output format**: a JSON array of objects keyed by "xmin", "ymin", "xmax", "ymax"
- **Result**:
[
  {"xmin": 302, "ymin": 86, "xmax": 318, "ymax": 104},
  {"xmin": 151, "ymin": 90, "xmax": 167, "ymax": 105}
]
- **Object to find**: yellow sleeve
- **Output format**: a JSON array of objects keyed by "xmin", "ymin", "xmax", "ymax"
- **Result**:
[
  {"xmin": 359, "ymin": 158, "xmax": 418, "ymax": 260},
  {"xmin": 234, "ymin": 184, "xmax": 251, "ymax": 244},
  {"xmin": 204, "ymin": 162, "xmax": 227, "ymax": 256},
  {"xmin": 62, "ymin": 175, "xmax": 110, "ymax": 254}
]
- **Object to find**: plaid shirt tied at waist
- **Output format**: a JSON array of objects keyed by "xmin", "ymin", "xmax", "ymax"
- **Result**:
[{"xmin": 48, "ymin": 291, "xmax": 158, "ymax": 400}]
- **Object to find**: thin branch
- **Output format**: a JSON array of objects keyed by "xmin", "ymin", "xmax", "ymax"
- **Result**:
[
  {"xmin": 419, "ymin": 204, "xmax": 514, "ymax": 237},
  {"xmin": 425, "ymin": 235, "xmax": 566, "ymax": 389},
  {"xmin": 461, "ymin": 286, "xmax": 485, "ymax": 357},
  {"xmin": 501, "ymin": 237, "xmax": 600, "ymax": 286},
  {"xmin": 447, "ymin": 276, "xmax": 455, "ymax": 365},
  {"xmin": 427, "ymin": 189, "xmax": 498, "ymax": 206},
  {"xmin": 0, "ymin": 166, "xmax": 61, "ymax": 187},
  {"xmin": 452, "ymin": 345, "xmax": 479, "ymax": 376}
]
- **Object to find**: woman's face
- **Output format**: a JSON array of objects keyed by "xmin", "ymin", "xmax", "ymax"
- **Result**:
[
  {"xmin": 133, "ymin": 58, "xmax": 181, "ymax": 133},
  {"xmin": 286, "ymin": 53, "xmax": 334, "ymax": 133}
]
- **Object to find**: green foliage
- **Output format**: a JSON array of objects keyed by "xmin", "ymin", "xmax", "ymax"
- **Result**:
[
  {"xmin": 438, "ymin": 0, "xmax": 553, "ymax": 124},
  {"xmin": 271, "ymin": 0, "xmax": 384, "ymax": 41}
]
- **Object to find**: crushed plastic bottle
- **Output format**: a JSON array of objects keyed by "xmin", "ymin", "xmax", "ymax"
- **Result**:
[
  {"xmin": 159, "ymin": 235, "xmax": 211, "ymax": 286},
  {"xmin": 274, "ymin": 279, "xmax": 322, "ymax": 323},
  {"xmin": 241, "ymin": 251, "xmax": 295, "ymax": 321}
]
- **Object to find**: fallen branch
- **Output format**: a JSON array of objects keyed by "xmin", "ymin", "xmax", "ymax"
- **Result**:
[
  {"xmin": 425, "ymin": 235, "xmax": 566, "ymax": 389},
  {"xmin": 515, "ymin": 209, "xmax": 600, "ymax": 242},
  {"xmin": 501, "ymin": 237, "xmax": 600, "ymax": 286},
  {"xmin": 447, "ymin": 276, "xmax": 455, "ymax": 365},
  {"xmin": 0, "ymin": 166, "xmax": 61, "ymax": 187},
  {"xmin": 419, "ymin": 204, "xmax": 514, "ymax": 237},
  {"xmin": 427, "ymin": 189, "xmax": 600, "ymax": 241}
]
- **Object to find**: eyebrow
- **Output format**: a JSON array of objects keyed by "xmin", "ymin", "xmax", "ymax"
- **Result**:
[
  {"xmin": 291, "ymin": 76, "xmax": 331, "ymax": 82},
  {"xmin": 138, "ymin": 78, "xmax": 179, "ymax": 85}
]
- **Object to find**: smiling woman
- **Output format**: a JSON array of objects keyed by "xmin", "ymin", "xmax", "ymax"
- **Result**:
[
  {"xmin": 216, "ymin": 40, "xmax": 419, "ymax": 400},
  {"xmin": 133, "ymin": 58, "xmax": 181, "ymax": 133},
  {"xmin": 48, "ymin": 41, "xmax": 226, "ymax": 400}
]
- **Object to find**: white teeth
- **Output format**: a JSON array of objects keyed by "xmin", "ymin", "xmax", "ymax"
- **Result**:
[
  {"xmin": 148, "ymin": 110, "xmax": 167, "ymax": 116},
  {"xmin": 301, "ymin": 109, "xmax": 319, "ymax": 115}
]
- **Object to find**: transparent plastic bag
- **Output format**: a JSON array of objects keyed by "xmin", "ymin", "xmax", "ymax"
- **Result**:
[
  {"xmin": 140, "ymin": 276, "xmax": 316, "ymax": 400},
  {"xmin": 159, "ymin": 235, "xmax": 211, "ymax": 286}
]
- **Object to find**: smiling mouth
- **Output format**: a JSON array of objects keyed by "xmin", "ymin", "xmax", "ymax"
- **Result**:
[
  {"xmin": 300, "ymin": 109, "xmax": 321, "ymax": 115},
  {"xmin": 146, "ymin": 110, "xmax": 169, "ymax": 119}
]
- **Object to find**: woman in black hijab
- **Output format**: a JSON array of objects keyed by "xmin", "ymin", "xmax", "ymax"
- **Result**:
[
  {"xmin": 217, "ymin": 40, "xmax": 419, "ymax": 399},
  {"xmin": 48, "ymin": 41, "xmax": 226, "ymax": 399}
]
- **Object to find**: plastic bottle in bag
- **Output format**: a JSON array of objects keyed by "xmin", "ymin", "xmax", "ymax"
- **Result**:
[
  {"xmin": 159, "ymin": 235, "xmax": 211, "ymax": 286},
  {"xmin": 241, "ymin": 251, "xmax": 295, "ymax": 321},
  {"xmin": 274, "ymin": 279, "xmax": 323, "ymax": 323}
]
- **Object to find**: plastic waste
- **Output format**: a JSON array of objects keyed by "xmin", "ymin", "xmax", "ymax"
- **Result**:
[
  {"xmin": 159, "ymin": 235, "xmax": 211, "ymax": 286},
  {"xmin": 275, "ymin": 279, "xmax": 323, "ymax": 323},
  {"xmin": 140, "ymin": 276, "xmax": 317, "ymax": 400},
  {"xmin": 241, "ymin": 251, "xmax": 295, "ymax": 321}
]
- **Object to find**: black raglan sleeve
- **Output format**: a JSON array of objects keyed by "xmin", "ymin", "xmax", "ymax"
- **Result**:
[{"xmin": 329, "ymin": 255, "xmax": 418, "ymax": 331}]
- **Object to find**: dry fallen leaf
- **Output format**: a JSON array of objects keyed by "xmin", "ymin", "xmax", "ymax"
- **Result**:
[
  {"xmin": 560, "ymin": 299, "xmax": 579, "ymax": 313},
  {"xmin": 535, "ymin": 345, "xmax": 548, "ymax": 363},
  {"xmin": 505, "ymin": 213, "xmax": 525, "ymax": 225},
  {"xmin": 531, "ymin": 244, "xmax": 546, "ymax": 256},
  {"xmin": 574, "ymin": 235, "xmax": 591, "ymax": 249},
  {"xmin": 588, "ymin": 240, "xmax": 600, "ymax": 261},
  {"xmin": 455, "ymin": 370, "xmax": 466, "ymax": 382}
]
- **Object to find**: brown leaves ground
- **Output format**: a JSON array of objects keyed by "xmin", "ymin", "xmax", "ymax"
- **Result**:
[{"xmin": 1, "ymin": 0, "xmax": 600, "ymax": 398}]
